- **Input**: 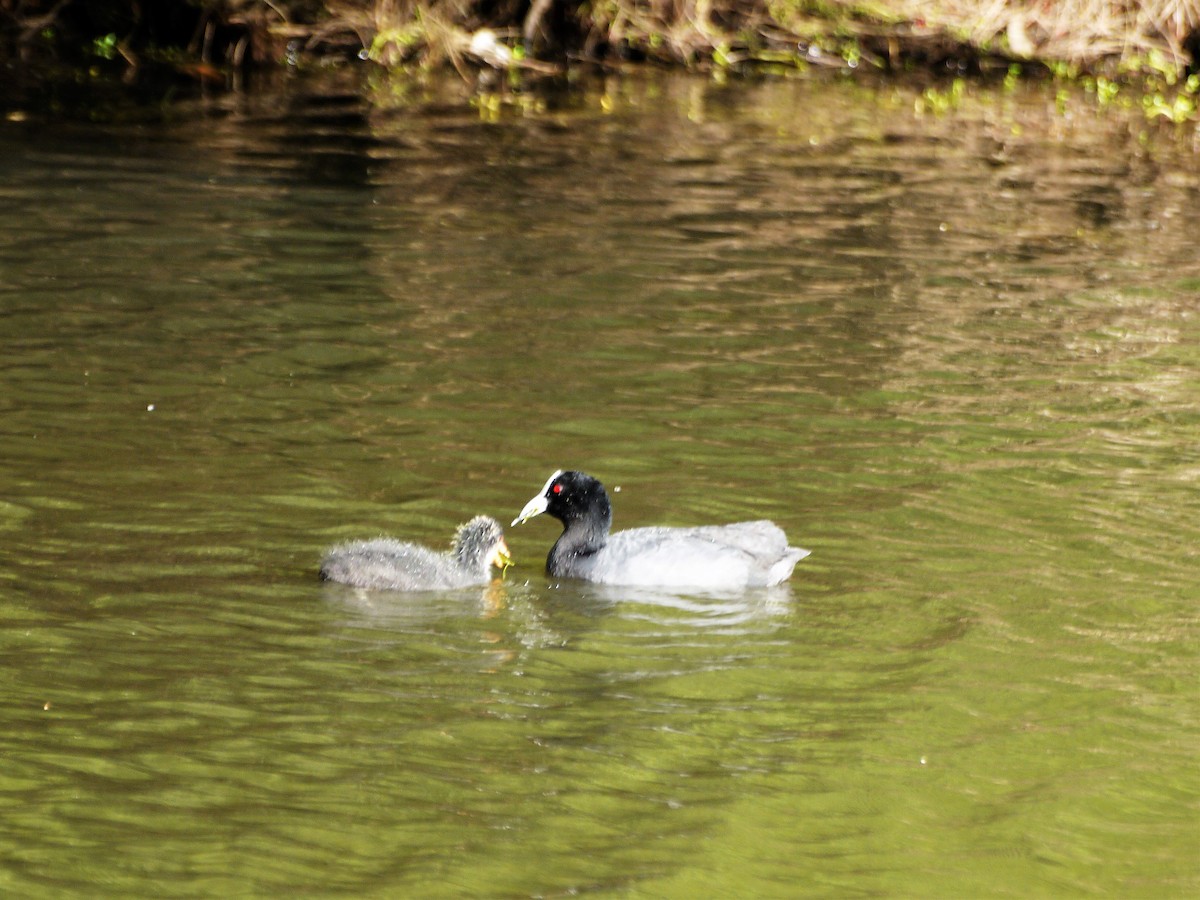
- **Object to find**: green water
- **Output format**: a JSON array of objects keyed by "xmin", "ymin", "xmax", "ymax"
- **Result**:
[{"xmin": 1, "ymin": 71, "xmax": 1197, "ymax": 896}]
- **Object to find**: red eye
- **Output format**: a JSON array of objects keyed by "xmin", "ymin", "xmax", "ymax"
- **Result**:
[{"xmin": 551, "ymin": 483, "xmax": 563, "ymax": 494}]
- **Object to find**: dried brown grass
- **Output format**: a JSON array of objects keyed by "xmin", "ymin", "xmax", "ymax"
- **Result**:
[
  {"xmin": 692, "ymin": 0, "xmax": 1199, "ymax": 73},
  {"xmin": 3, "ymin": 0, "xmax": 1193, "ymax": 76},
  {"xmin": 238, "ymin": 0, "xmax": 1200, "ymax": 76},
  {"xmin": 937, "ymin": 0, "xmax": 1199, "ymax": 71}
]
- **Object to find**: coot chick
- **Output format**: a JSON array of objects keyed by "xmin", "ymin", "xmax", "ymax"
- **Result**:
[
  {"xmin": 320, "ymin": 515, "xmax": 512, "ymax": 591},
  {"xmin": 512, "ymin": 470, "xmax": 809, "ymax": 589}
]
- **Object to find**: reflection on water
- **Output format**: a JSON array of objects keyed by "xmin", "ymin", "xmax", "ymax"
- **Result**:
[
  {"xmin": 323, "ymin": 580, "xmax": 511, "ymax": 624},
  {"xmin": 0, "ymin": 69, "xmax": 1197, "ymax": 896}
]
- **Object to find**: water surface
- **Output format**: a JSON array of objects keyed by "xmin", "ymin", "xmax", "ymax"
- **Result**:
[{"xmin": 1, "ymin": 70, "xmax": 1197, "ymax": 896}]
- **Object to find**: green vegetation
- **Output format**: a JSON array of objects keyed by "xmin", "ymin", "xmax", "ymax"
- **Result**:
[{"xmin": 2, "ymin": 1, "xmax": 1197, "ymax": 122}]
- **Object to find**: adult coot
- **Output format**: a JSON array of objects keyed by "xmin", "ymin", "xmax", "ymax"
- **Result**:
[
  {"xmin": 512, "ymin": 470, "xmax": 809, "ymax": 589},
  {"xmin": 319, "ymin": 515, "xmax": 512, "ymax": 591}
]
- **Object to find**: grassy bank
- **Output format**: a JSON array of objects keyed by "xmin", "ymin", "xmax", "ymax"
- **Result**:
[
  {"xmin": 276, "ymin": 1, "xmax": 1200, "ymax": 79},
  {"xmin": 3, "ymin": 1, "xmax": 1198, "ymax": 120}
]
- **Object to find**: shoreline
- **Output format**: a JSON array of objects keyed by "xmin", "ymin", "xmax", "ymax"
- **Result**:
[{"xmin": 2, "ymin": 1, "xmax": 1197, "ymax": 123}]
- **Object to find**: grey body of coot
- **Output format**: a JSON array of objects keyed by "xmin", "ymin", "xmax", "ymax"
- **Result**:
[{"xmin": 319, "ymin": 515, "xmax": 512, "ymax": 591}]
